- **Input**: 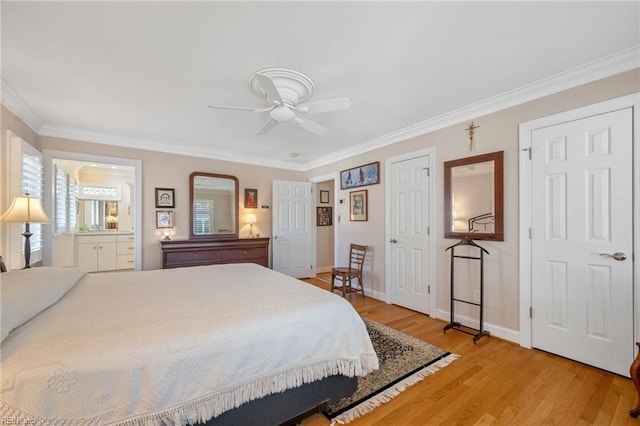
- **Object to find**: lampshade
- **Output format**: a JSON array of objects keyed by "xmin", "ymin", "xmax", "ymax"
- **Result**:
[
  {"xmin": 245, "ymin": 213, "xmax": 257, "ymax": 225},
  {"xmin": 0, "ymin": 194, "xmax": 51, "ymax": 223}
]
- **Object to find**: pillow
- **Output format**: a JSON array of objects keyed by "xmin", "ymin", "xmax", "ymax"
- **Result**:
[{"xmin": 1, "ymin": 267, "xmax": 86, "ymax": 342}]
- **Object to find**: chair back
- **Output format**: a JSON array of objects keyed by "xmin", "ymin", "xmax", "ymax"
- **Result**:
[{"xmin": 349, "ymin": 244, "xmax": 367, "ymax": 272}]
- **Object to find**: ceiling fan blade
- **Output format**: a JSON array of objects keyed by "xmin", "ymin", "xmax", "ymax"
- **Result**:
[
  {"xmin": 296, "ymin": 97, "xmax": 351, "ymax": 114},
  {"xmin": 254, "ymin": 74, "xmax": 283, "ymax": 105},
  {"xmin": 208, "ymin": 104, "xmax": 273, "ymax": 112},
  {"xmin": 256, "ymin": 119, "xmax": 277, "ymax": 135},
  {"xmin": 291, "ymin": 116, "xmax": 329, "ymax": 136}
]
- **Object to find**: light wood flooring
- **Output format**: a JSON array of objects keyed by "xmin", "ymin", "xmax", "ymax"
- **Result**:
[{"xmin": 300, "ymin": 276, "xmax": 637, "ymax": 425}]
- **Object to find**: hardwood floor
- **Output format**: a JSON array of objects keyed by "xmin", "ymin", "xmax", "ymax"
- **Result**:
[{"xmin": 301, "ymin": 277, "xmax": 637, "ymax": 425}]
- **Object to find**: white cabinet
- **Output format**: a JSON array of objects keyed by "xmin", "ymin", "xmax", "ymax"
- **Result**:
[
  {"xmin": 76, "ymin": 233, "xmax": 134, "ymax": 272},
  {"xmin": 116, "ymin": 234, "xmax": 135, "ymax": 270}
]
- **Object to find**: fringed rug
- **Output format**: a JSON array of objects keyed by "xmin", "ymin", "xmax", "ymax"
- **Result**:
[{"xmin": 324, "ymin": 318, "xmax": 458, "ymax": 424}]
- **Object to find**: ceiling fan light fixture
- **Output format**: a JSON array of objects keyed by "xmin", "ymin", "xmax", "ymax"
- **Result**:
[{"xmin": 270, "ymin": 106, "xmax": 295, "ymax": 122}]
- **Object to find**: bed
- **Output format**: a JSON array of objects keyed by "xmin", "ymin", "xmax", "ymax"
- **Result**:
[{"xmin": 0, "ymin": 263, "xmax": 378, "ymax": 425}]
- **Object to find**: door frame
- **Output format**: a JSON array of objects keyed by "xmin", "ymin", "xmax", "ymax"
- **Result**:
[
  {"xmin": 385, "ymin": 146, "xmax": 437, "ymax": 315},
  {"xmin": 42, "ymin": 149, "xmax": 143, "ymax": 270},
  {"xmin": 309, "ymin": 173, "xmax": 339, "ymax": 272},
  {"xmin": 518, "ymin": 93, "xmax": 640, "ymax": 349}
]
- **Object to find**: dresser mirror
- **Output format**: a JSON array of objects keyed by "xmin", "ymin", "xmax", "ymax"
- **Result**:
[
  {"xmin": 189, "ymin": 172, "xmax": 239, "ymax": 239},
  {"xmin": 444, "ymin": 151, "xmax": 504, "ymax": 241}
]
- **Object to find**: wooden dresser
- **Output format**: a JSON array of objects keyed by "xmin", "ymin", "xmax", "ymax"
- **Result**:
[{"xmin": 161, "ymin": 238, "xmax": 269, "ymax": 269}]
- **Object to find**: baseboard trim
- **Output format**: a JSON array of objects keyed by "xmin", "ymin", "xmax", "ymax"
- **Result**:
[{"xmin": 434, "ymin": 309, "xmax": 520, "ymax": 344}]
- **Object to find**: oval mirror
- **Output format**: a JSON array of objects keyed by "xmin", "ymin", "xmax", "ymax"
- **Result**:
[
  {"xmin": 189, "ymin": 172, "xmax": 239, "ymax": 239},
  {"xmin": 444, "ymin": 151, "xmax": 504, "ymax": 241}
]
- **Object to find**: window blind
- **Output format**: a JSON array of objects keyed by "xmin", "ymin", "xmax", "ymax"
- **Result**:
[
  {"xmin": 194, "ymin": 200, "xmax": 213, "ymax": 235},
  {"xmin": 21, "ymin": 142, "xmax": 44, "ymax": 262}
]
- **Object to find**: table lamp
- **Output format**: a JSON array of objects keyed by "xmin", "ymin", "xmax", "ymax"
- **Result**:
[
  {"xmin": 0, "ymin": 193, "xmax": 51, "ymax": 268},
  {"xmin": 246, "ymin": 213, "xmax": 257, "ymax": 238}
]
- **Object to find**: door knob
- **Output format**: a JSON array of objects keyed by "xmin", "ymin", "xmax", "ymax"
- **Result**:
[
  {"xmin": 390, "ymin": 238, "xmax": 398, "ymax": 244},
  {"xmin": 273, "ymin": 235, "xmax": 279, "ymax": 240},
  {"xmin": 599, "ymin": 252, "xmax": 627, "ymax": 261}
]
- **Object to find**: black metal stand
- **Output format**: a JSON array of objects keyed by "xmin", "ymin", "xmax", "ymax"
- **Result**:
[{"xmin": 443, "ymin": 236, "xmax": 490, "ymax": 344}]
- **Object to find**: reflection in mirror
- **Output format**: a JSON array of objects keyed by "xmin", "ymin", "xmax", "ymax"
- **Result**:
[
  {"xmin": 79, "ymin": 200, "xmax": 118, "ymax": 231},
  {"xmin": 190, "ymin": 172, "xmax": 239, "ymax": 239},
  {"xmin": 444, "ymin": 151, "xmax": 503, "ymax": 241}
]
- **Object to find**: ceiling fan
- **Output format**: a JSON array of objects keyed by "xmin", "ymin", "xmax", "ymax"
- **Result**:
[{"xmin": 208, "ymin": 67, "xmax": 351, "ymax": 136}]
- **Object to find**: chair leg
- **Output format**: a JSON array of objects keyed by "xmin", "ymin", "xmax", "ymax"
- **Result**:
[{"xmin": 358, "ymin": 276, "xmax": 365, "ymax": 298}]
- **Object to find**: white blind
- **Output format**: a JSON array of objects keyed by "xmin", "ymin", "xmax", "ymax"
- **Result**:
[
  {"xmin": 21, "ymin": 142, "xmax": 44, "ymax": 262},
  {"xmin": 55, "ymin": 166, "xmax": 68, "ymax": 233},
  {"xmin": 194, "ymin": 200, "xmax": 213, "ymax": 235},
  {"xmin": 55, "ymin": 165, "xmax": 78, "ymax": 234}
]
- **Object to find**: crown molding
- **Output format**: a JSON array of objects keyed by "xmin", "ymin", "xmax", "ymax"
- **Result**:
[
  {"xmin": 5, "ymin": 46, "xmax": 639, "ymax": 172},
  {"xmin": 37, "ymin": 123, "xmax": 308, "ymax": 171},
  {"xmin": 304, "ymin": 45, "xmax": 640, "ymax": 171},
  {"xmin": 1, "ymin": 79, "xmax": 43, "ymax": 133}
]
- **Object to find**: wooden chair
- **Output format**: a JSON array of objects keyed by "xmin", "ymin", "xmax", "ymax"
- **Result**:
[{"xmin": 331, "ymin": 244, "xmax": 367, "ymax": 298}]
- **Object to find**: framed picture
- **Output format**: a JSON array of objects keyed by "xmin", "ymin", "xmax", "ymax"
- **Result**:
[
  {"xmin": 340, "ymin": 161, "xmax": 380, "ymax": 190},
  {"xmin": 349, "ymin": 190, "xmax": 368, "ymax": 221},
  {"xmin": 317, "ymin": 207, "xmax": 332, "ymax": 226},
  {"xmin": 244, "ymin": 188, "xmax": 258, "ymax": 208},
  {"xmin": 155, "ymin": 188, "xmax": 175, "ymax": 208},
  {"xmin": 320, "ymin": 190, "xmax": 330, "ymax": 204},
  {"xmin": 156, "ymin": 210, "xmax": 173, "ymax": 228}
]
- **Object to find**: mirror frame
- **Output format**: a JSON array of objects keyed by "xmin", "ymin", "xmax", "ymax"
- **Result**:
[
  {"xmin": 189, "ymin": 172, "xmax": 239, "ymax": 240},
  {"xmin": 444, "ymin": 150, "xmax": 504, "ymax": 241}
]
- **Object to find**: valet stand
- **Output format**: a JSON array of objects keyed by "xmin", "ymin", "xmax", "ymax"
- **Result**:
[{"xmin": 443, "ymin": 236, "xmax": 490, "ymax": 344}]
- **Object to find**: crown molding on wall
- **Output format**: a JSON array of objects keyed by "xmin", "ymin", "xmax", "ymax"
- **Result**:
[
  {"xmin": 304, "ymin": 45, "xmax": 640, "ymax": 170},
  {"xmin": 36, "ymin": 123, "xmax": 308, "ymax": 171},
  {"xmin": 4, "ymin": 46, "xmax": 639, "ymax": 172},
  {"xmin": 1, "ymin": 79, "xmax": 43, "ymax": 132}
]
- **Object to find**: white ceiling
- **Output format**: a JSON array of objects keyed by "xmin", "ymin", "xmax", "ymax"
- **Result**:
[{"xmin": 2, "ymin": 1, "xmax": 639, "ymax": 171}]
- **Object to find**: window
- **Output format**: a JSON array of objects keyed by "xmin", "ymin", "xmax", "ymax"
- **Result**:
[
  {"xmin": 194, "ymin": 200, "xmax": 213, "ymax": 235},
  {"xmin": 55, "ymin": 165, "xmax": 78, "ymax": 234},
  {"xmin": 21, "ymin": 142, "xmax": 44, "ymax": 263}
]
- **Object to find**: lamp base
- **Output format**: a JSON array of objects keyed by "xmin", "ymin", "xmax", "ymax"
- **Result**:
[{"xmin": 23, "ymin": 225, "xmax": 33, "ymax": 269}]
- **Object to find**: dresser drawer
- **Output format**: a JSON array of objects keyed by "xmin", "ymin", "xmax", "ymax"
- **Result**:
[
  {"xmin": 165, "ymin": 250, "xmax": 221, "ymax": 266},
  {"xmin": 219, "ymin": 247, "xmax": 266, "ymax": 261}
]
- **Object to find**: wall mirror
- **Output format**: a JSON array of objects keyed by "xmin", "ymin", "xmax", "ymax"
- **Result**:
[
  {"xmin": 444, "ymin": 151, "xmax": 504, "ymax": 241},
  {"xmin": 190, "ymin": 172, "xmax": 239, "ymax": 239}
]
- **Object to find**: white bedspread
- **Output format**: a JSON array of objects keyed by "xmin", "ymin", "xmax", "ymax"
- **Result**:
[{"xmin": 0, "ymin": 264, "xmax": 378, "ymax": 425}]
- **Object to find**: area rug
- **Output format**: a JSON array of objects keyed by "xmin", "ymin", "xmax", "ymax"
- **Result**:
[{"xmin": 324, "ymin": 318, "xmax": 458, "ymax": 424}]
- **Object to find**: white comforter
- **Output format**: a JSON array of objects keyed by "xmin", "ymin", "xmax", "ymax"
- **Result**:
[{"xmin": 0, "ymin": 263, "xmax": 378, "ymax": 425}]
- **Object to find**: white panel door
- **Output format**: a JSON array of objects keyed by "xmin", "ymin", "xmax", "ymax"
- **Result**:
[
  {"xmin": 389, "ymin": 155, "xmax": 431, "ymax": 314},
  {"xmin": 531, "ymin": 108, "xmax": 633, "ymax": 376},
  {"xmin": 272, "ymin": 180, "xmax": 314, "ymax": 278}
]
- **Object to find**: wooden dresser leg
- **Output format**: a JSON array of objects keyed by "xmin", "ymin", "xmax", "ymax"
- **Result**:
[{"xmin": 630, "ymin": 342, "xmax": 640, "ymax": 418}]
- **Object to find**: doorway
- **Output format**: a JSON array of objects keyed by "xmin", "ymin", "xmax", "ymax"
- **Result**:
[
  {"xmin": 519, "ymin": 94, "xmax": 638, "ymax": 376},
  {"xmin": 42, "ymin": 150, "xmax": 142, "ymax": 270}
]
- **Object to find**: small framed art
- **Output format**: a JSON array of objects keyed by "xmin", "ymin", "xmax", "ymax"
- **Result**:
[
  {"xmin": 349, "ymin": 190, "xmax": 368, "ymax": 221},
  {"xmin": 155, "ymin": 188, "xmax": 175, "ymax": 208},
  {"xmin": 156, "ymin": 210, "xmax": 173, "ymax": 228},
  {"xmin": 340, "ymin": 162, "xmax": 380, "ymax": 190},
  {"xmin": 320, "ymin": 190, "xmax": 330, "ymax": 204},
  {"xmin": 317, "ymin": 207, "xmax": 332, "ymax": 226},
  {"xmin": 244, "ymin": 188, "xmax": 258, "ymax": 208}
]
